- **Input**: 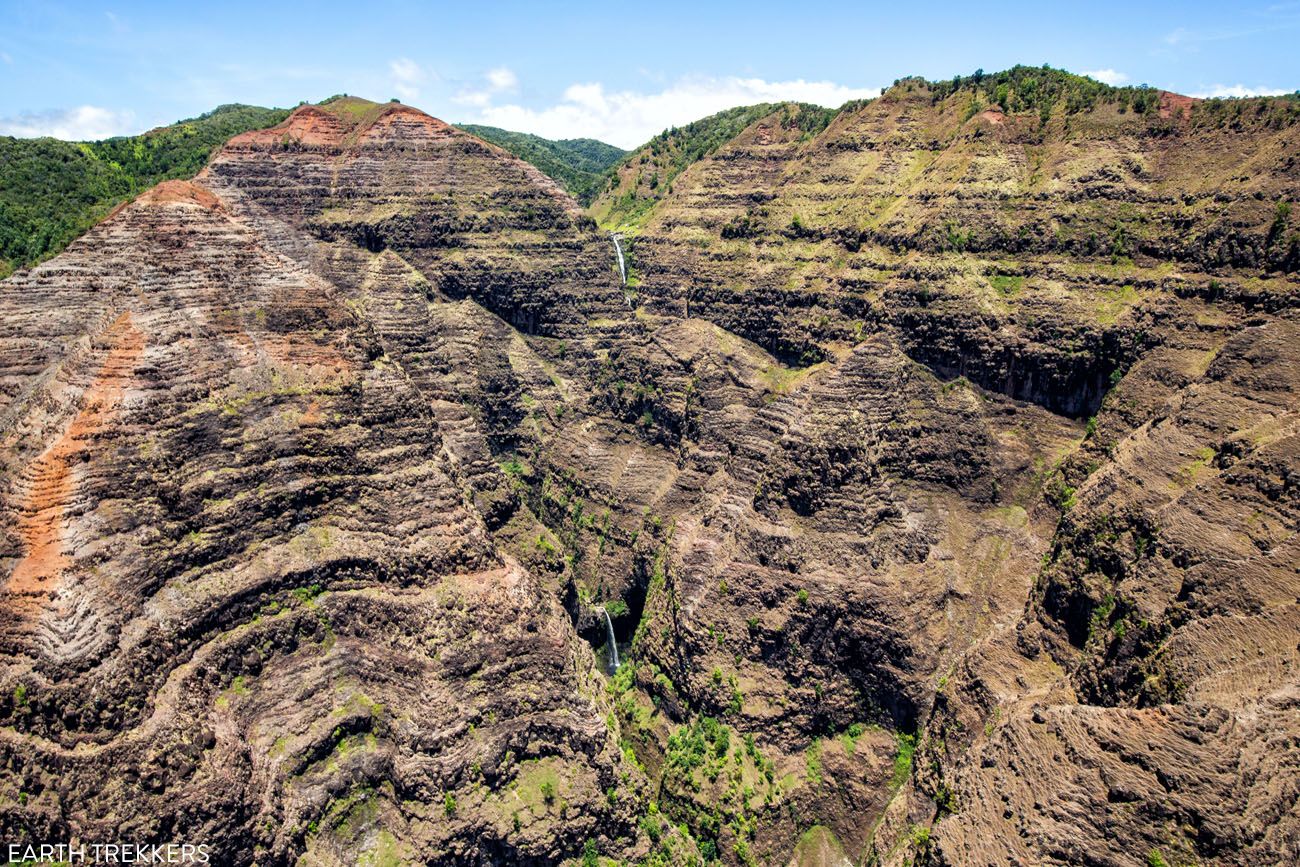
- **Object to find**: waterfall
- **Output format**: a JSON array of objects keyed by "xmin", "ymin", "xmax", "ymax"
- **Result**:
[
  {"xmin": 610, "ymin": 233, "xmax": 627, "ymax": 285},
  {"xmin": 599, "ymin": 606, "xmax": 620, "ymax": 673}
]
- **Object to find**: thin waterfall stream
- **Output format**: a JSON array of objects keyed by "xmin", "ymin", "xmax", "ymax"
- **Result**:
[
  {"xmin": 599, "ymin": 606, "xmax": 620, "ymax": 673},
  {"xmin": 610, "ymin": 233, "xmax": 627, "ymax": 285}
]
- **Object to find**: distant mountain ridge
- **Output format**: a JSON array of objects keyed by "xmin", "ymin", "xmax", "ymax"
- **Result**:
[
  {"xmin": 7, "ymin": 67, "xmax": 1295, "ymax": 279},
  {"xmin": 454, "ymin": 123, "xmax": 625, "ymax": 203},
  {"xmin": 589, "ymin": 101, "xmax": 838, "ymax": 230},
  {"xmin": 589, "ymin": 64, "xmax": 1300, "ymax": 232}
]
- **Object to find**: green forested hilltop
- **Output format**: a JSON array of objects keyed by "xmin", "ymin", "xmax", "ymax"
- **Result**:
[
  {"xmin": 454, "ymin": 123, "xmax": 626, "ymax": 203},
  {"xmin": 912, "ymin": 65, "xmax": 1300, "ymax": 130},
  {"xmin": 589, "ymin": 102, "xmax": 838, "ymax": 230},
  {"xmin": 0, "ymin": 103, "xmax": 289, "ymax": 278}
]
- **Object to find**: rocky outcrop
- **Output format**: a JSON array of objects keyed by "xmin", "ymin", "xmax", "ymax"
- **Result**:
[{"xmin": 905, "ymin": 310, "xmax": 1299, "ymax": 867}]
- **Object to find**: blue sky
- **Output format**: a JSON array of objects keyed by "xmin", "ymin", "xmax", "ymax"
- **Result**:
[{"xmin": 1, "ymin": 0, "xmax": 1297, "ymax": 147}]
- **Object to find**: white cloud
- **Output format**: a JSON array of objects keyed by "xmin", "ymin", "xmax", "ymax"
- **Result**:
[
  {"xmin": 486, "ymin": 67, "xmax": 518, "ymax": 91},
  {"xmin": 0, "ymin": 105, "xmax": 138, "ymax": 140},
  {"xmin": 455, "ymin": 66, "xmax": 520, "ymax": 108},
  {"xmin": 0, "ymin": 52, "xmax": 12, "ymax": 65},
  {"xmin": 389, "ymin": 57, "xmax": 431, "ymax": 101},
  {"xmin": 460, "ymin": 75, "xmax": 881, "ymax": 148},
  {"xmin": 454, "ymin": 90, "xmax": 492, "ymax": 108},
  {"xmin": 1190, "ymin": 84, "xmax": 1293, "ymax": 98},
  {"xmin": 1083, "ymin": 69, "xmax": 1129, "ymax": 86}
]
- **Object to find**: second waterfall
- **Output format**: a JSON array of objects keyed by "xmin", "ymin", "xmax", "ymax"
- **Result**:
[{"xmin": 600, "ymin": 606, "xmax": 620, "ymax": 673}]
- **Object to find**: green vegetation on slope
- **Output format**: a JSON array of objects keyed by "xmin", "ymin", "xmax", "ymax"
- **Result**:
[
  {"xmin": 591, "ymin": 102, "xmax": 839, "ymax": 230},
  {"xmin": 923, "ymin": 65, "xmax": 1162, "ymax": 115},
  {"xmin": 0, "ymin": 103, "xmax": 289, "ymax": 277},
  {"xmin": 922, "ymin": 64, "xmax": 1300, "ymax": 124},
  {"xmin": 455, "ymin": 124, "xmax": 626, "ymax": 204}
]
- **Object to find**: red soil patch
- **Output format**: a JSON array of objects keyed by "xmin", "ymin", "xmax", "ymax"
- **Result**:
[
  {"xmin": 220, "ymin": 99, "xmax": 460, "ymax": 160},
  {"xmin": 977, "ymin": 109, "xmax": 1006, "ymax": 125},
  {"xmin": 257, "ymin": 324, "xmax": 353, "ymax": 373},
  {"xmin": 752, "ymin": 123, "xmax": 777, "ymax": 146},
  {"xmin": 356, "ymin": 103, "xmax": 455, "ymax": 142},
  {"xmin": 138, "ymin": 180, "xmax": 221, "ymax": 209},
  {"xmin": 6, "ymin": 312, "xmax": 144, "ymax": 611},
  {"xmin": 228, "ymin": 104, "xmax": 349, "ymax": 148},
  {"xmin": 1159, "ymin": 91, "xmax": 1198, "ymax": 120},
  {"xmin": 299, "ymin": 400, "xmax": 323, "ymax": 427}
]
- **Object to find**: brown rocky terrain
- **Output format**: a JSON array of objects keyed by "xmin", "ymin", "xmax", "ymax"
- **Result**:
[
  {"xmin": 589, "ymin": 74, "xmax": 1299, "ymax": 866},
  {"xmin": 0, "ymin": 75, "xmax": 1297, "ymax": 867}
]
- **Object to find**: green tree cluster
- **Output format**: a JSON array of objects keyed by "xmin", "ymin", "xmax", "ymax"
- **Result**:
[{"xmin": 929, "ymin": 65, "xmax": 1158, "ymax": 116}]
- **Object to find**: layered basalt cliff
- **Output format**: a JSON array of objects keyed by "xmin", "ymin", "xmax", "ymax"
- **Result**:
[
  {"xmin": 0, "ymin": 106, "xmax": 638, "ymax": 864},
  {"xmin": 0, "ymin": 81, "xmax": 1297, "ymax": 867},
  {"xmin": 590, "ymin": 76, "xmax": 1299, "ymax": 865},
  {"xmin": 610, "ymin": 84, "xmax": 1298, "ymax": 416}
]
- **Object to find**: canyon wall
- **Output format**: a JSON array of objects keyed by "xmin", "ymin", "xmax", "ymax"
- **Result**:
[{"xmin": 0, "ymin": 83, "xmax": 1296, "ymax": 866}]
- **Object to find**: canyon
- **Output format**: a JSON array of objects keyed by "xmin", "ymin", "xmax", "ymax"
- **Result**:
[{"xmin": 0, "ymin": 73, "xmax": 1296, "ymax": 867}]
